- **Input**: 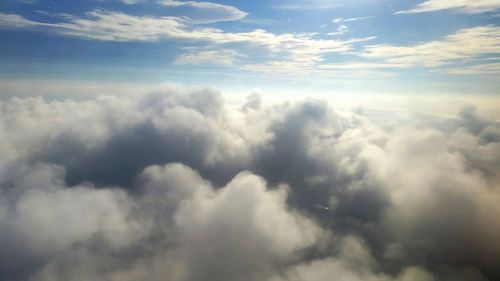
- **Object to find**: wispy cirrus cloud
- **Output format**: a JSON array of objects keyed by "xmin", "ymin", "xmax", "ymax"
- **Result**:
[
  {"xmin": 343, "ymin": 15, "xmax": 375, "ymax": 22},
  {"xmin": 314, "ymin": 25, "xmax": 500, "ymax": 77},
  {"xmin": 0, "ymin": 12, "xmax": 49, "ymax": 28},
  {"xmin": 1, "ymin": 5, "xmax": 497, "ymax": 78},
  {"xmin": 396, "ymin": 0, "xmax": 500, "ymax": 14},
  {"xmin": 361, "ymin": 26, "xmax": 500, "ymax": 67},
  {"xmin": 0, "ymin": 10, "xmax": 375, "ymax": 75},
  {"xmin": 271, "ymin": 3, "xmax": 341, "ymax": 10},
  {"xmin": 327, "ymin": 25, "xmax": 348, "ymax": 36},
  {"xmin": 333, "ymin": 16, "xmax": 375, "ymax": 23},
  {"xmin": 446, "ymin": 62, "xmax": 500, "ymax": 75},
  {"xmin": 120, "ymin": 0, "xmax": 246, "ymax": 23},
  {"xmin": 158, "ymin": 0, "xmax": 248, "ymax": 23},
  {"xmin": 174, "ymin": 48, "xmax": 242, "ymax": 65}
]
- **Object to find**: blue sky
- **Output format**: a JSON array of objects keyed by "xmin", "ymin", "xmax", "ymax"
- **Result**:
[{"xmin": 0, "ymin": 0, "xmax": 499, "ymax": 96}]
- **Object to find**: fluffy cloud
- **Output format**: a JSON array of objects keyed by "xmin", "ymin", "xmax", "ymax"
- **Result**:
[{"xmin": 0, "ymin": 86, "xmax": 500, "ymax": 280}]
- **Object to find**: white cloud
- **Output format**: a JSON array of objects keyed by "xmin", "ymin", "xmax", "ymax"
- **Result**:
[
  {"xmin": 0, "ymin": 12, "xmax": 50, "ymax": 28},
  {"xmin": 318, "ymin": 62, "xmax": 407, "ymax": 70},
  {"xmin": 333, "ymin": 16, "xmax": 375, "ymax": 23},
  {"xmin": 0, "ymin": 10, "xmax": 375, "ymax": 75},
  {"xmin": 272, "ymin": 3, "xmax": 341, "ymax": 10},
  {"xmin": 122, "ymin": 0, "xmax": 144, "ymax": 4},
  {"xmin": 0, "ymin": 8, "xmax": 497, "ymax": 77},
  {"xmin": 360, "ymin": 26, "xmax": 500, "ymax": 67},
  {"xmin": 174, "ymin": 48, "xmax": 242, "ymax": 65},
  {"xmin": 173, "ymin": 171, "xmax": 322, "ymax": 280},
  {"xmin": 396, "ymin": 0, "xmax": 500, "ymax": 14},
  {"xmin": 0, "ymin": 10, "xmax": 186, "ymax": 41},
  {"xmin": 327, "ymin": 25, "xmax": 349, "ymax": 36},
  {"xmin": 315, "ymin": 25, "xmax": 500, "ymax": 76},
  {"xmin": 241, "ymin": 36, "xmax": 376, "ymax": 74},
  {"xmin": 446, "ymin": 62, "xmax": 500, "ymax": 75},
  {"xmin": 343, "ymin": 16, "xmax": 375, "ymax": 22},
  {"xmin": 158, "ymin": 0, "xmax": 248, "ymax": 23}
]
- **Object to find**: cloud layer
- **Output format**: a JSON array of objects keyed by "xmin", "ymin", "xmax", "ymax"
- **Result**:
[{"xmin": 0, "ymin": 87, "xmax": 500, "ymax": 280}]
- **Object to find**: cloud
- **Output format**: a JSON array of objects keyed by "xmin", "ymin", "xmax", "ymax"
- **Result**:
[
  {"xmin": 0, "ymin": 12, "xmax": 49, "ymax": 28},
  {"xmin": 0, "ymin": 86, "xmax": 500, "ymax": 280},
  {"xmin": 121, "ymin": 0, "xmax": 248, "ymax": 23},
  {"xmin": 122, "ymin": 0, "xmax": 144, "ymax": 4},
  {"xmin": 347, "ymin": 26, "xmax": 500, "ymax": 69},
  {"xmin": 172, "ymin": 171, "xmax": 322, "ymax": 281},
  {"xmin": 174, "ymin": 48, "xmax": 242, "ymax": 65},
  {"xmin": 240, "ymin": 36, "xmax": 376, "ymax": 74},
  {"xmin": 396, "ymin": 0, "xmax": 500, "ymax": 14},
  {"xmin": 0, "ymin": 10, "xmax": 186, "ymax": 41},
  {"xmin": 0, "ymin": 10, "xmax": 373, "ymax": 73},
  {"xmin": 327, "ymin": 25, "xmax": 349, "ymax": 36},
  {"xmin": 343, "ymin": 16, "xmax": 375, "ymax": 22},
  {"xmin": 445, "ymin": 62, "xmax": 500, "ymax": 75},
  {"xmin": 271, "ymin": 3, "xmax": 341, "ymax": 10},
  {"xmin": 333, "ymin": 16, "xmax": 375, "ymax": 23},
  {"xmin": 4, "ymin": 8, "xmax": 497, "ymax": 78},
  {"xmin": 325, "ymin": 16, "xmax": 374, "ymax": 37},
  {"xmin": 158, "ymin": 0, "xmax": 247, "ymax": 23},
  {"xmin": 315, "ymin": 25, "xmax": 500, "ymax": 77}
]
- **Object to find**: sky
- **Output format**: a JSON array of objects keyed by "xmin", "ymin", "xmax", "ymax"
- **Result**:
[
  {"xmin": 0, "ymin": 0, "xmax": 499, "ymax": 98},
  {"xmin": 1, "ymin": 1, "xmax": 500, "ymax": 281}
]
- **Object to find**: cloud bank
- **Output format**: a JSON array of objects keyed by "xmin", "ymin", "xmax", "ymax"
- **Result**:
[{"xmin": 0, "ymin": 86, "xmax": 499, "ymax": 280}]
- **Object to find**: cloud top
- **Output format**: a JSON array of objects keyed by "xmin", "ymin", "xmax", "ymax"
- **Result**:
[{"xmin": 0, "ymin": 86, "xmax": 499, "ymax": 280}]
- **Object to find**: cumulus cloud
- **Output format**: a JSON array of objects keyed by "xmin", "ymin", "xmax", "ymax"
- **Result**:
[{"xmin": 0, "ymin": 86, "xmax": 500, "ymax": 280}]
